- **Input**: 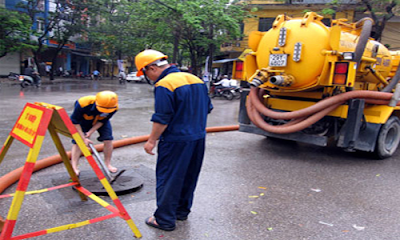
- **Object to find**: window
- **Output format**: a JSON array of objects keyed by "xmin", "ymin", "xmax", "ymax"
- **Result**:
[
  {"xmin": 321, "ymin": 18, "xmax": 331, "ymax": 27},
  {"xmin": 258, "ymin": 18, "xmax": 275, "ymax": 32},
  {"xmin": 37, "ymin": 0, "xmax": 45, "ymax": 11},
  {"xmin": 36, "ymin": 19, "xmax": 45, "ymax": 33},
  {"xmin": 239, "ymin": 22, "xmax": 244, "ymax": 40}
]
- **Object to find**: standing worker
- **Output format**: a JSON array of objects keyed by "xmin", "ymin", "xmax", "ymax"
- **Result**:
[
  {"xmin": 70, "ymin": 91, "xmax": 119, "ymax": 176},
  {"xmin": 135, "ymin": 49, "xmax": 213, "ymax": 231}
]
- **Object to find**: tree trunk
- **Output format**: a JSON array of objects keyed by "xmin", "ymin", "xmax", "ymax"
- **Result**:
[
  {"xmin": 208, "ymin": 24, "xmax": 215, "ymax": 81},
  {"xmin": 50, "ymin": 47, "xmax": 63, "ymax": 80},
  {"xmin": 111, "ymin": 61, "xmax": 115, "ymax": 79},
  {"xmin": 173, "ymin": 33, "xmax": 179, "ymax": 64},
  {"xmin": 190, "ymin": 51, "xmax": 198, "ymax": 76}
]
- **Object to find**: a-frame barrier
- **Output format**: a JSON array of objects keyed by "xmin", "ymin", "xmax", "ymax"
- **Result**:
[{"xmin": 0, "ymin": 102, "xmax": 142, "ymax": 239}]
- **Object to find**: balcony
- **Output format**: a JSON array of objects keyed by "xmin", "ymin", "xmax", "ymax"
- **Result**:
[
  {"xmin": 220, "ymin": 38, "xmax": 249, "ymax": 53},
  {"xmin": 290, "ymin": 0, "xmax": 357, "ymax": 3},
  {"xmin": 242, "ymin": 0, "xmax": 358, "ymax": 4}
]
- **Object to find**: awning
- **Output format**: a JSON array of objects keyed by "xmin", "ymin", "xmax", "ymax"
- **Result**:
[
  {"xmin": 238, "ymin": 49, "xmax": 253, "ymax": 61},
  {"xmin": 212, "ymin": 58, "xmax": 239, "ymax": 64},
  {"xmin": 72, "ymin": 51, "xmax": 94, "ymax": 57}
]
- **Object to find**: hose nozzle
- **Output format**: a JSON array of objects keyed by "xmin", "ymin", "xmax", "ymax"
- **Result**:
[{"xmin": 269, "ymin": 74, "xmax": 295, "ymax": 87}]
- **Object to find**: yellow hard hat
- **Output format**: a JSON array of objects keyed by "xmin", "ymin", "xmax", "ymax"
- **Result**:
[
  {"xmin": 95, "ymin": 91, "xmax": 118, "ymax": 113},
  {"xmin": 135, "ymin": 49, "xmax": 168, "ymax": 76}
]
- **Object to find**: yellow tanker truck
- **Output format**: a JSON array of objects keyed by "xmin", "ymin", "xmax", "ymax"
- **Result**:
[{"xmin": 239, "ymin": 12, "xmax": 400, "ymax": 158}]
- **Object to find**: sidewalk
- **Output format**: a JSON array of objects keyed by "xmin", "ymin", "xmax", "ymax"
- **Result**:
[{"xmin": 0, "ymin": 76, "xmax": 118, "ymax": 87}]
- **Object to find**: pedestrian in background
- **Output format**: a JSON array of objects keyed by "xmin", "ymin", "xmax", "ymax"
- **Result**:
[
  {"xmin": 93, "ymin": 70, "xmax": 100, "ymax": 80},
  {"xmin": 69, "ymin": 91, "xmax": 119, "ymax": 176},
  {"xmin": 45, "ymin": 64, "xmax": 51, "ymax": 76},
  {"xmin": 135, "ymin": 49, "xmax": 213, "ymax": 231}
]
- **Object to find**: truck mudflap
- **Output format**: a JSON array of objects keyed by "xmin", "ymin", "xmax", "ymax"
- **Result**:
[
  {"xmin": 239, "ymin": 89, "xmax": 382, "ymax": 152},
  {"xmin": 336, "ymin": 99, "xmax": 381, "ymax": 152}
]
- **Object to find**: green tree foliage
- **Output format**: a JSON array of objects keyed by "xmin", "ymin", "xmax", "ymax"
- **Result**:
[
  {"xmin": 88, "ymin": 0, "xmax": 247, "ymax": 76},
  {"xmin": 361, "ymin": 0, "xmax": 399, "ymax": 41},
  {"xmin": 322, "ymin": 0, "xmax": 399, "ymax": 41},
  {"xmin": 145, "ymin": 0, "xmax": 247, "ymax": 76},
  {"xmin": 154, "ymin": 0, "xmax": 246, "ymax": 76},
  {"xmin": 87, "ymin": 0, "xmax": 152, "ymax": 72},
  {"xmin": 17, "ymin": 0, "xmax": 92, "ymax": 77},
  {"xmin": 0, "ymin": 7, "xmax": 35, "ymax": 58}
]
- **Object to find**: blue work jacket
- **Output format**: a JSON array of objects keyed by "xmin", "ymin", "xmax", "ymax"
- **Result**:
[
  {"xmin": 70, "ymin": 96, "xmax": 117, "ymax": 126},
  {"xmin": 151, "ymin": 66, "xmax": 213, "ymax": 142}
]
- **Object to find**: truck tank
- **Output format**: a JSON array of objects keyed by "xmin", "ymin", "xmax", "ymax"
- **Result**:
[{"xmin": 239, "ymin": 12, "xmax": 400, "ymax": 159}]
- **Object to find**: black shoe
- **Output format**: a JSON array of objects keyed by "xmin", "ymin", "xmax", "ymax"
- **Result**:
[{"xmin": 176, "ymin": 215, "xmax": 188, "ymax": 221}]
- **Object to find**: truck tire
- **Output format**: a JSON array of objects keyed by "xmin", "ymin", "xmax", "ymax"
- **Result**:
[{"xmin": 375, "ymin": 116, "xmax": 400, "ymax": 159}]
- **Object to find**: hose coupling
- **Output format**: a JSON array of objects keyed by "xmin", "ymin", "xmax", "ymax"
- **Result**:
[
  {"xmin": 250, "ymin": 69, "xmax": 270, "ymax": 87},
  {"xmin": 269, "ymin": 74, "xmax": 295, "ymax": 87},
  {"xmin": 250, "ymin": 78, "xmax": 264, "ymax": 87}
]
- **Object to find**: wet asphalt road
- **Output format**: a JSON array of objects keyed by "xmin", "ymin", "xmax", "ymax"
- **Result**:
[{"xmin": 1, "ymin": 78, "xmax": 400, "ymax": 240}]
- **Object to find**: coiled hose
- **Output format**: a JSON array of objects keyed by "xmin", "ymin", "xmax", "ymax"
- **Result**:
[{"xmin": 246, "ymin": 87, "xmax": 399, "ymax": 135}]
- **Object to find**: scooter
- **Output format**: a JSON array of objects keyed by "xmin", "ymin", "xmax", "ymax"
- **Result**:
[
  {"xmin": 8, "ymin": 72, "xmax": 41, "ymax": 88},
  {"xmin": 19, "ymin": 74, "xmax": 41, "ymax": 88}
]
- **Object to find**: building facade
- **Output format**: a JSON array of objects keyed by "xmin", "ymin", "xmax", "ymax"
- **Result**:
[{"xmin": 2, "ymin": 0, "xmax": 94, "ymax": 77}]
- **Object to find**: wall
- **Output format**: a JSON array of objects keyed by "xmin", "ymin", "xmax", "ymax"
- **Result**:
[
  {"xmin": 0, "ymin": 52, "xmax": 20, "ymax": 76},
  {"xmin": 381, "ymin": 22, "xmax": 400, "ymax": 50}
]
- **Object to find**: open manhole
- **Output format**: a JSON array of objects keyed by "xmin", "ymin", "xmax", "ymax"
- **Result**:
[{"xmin": 78, "ymin": 167, "xmax": 144, "ymax": 196}]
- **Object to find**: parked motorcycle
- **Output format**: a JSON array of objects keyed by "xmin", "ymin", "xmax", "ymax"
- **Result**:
[
  {"xmin": 209, "ymin": 84, "xmax": 236, "ymax": 100},
  {"xmin": 7, "ymin": 72, "xmax": 20, "ymax": 81},
  {"xmin": 231, "ymin": 86, "xmax": 242, "ymax": 99}
]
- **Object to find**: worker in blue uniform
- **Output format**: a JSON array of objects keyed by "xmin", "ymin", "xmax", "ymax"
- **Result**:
[
  {"xmin": 69, "ymin": 91, "xmax": 119, "ymax": 176},
  {"xmin": 135, "ymin": 49, "xmax": 213, "ymax": 231}
]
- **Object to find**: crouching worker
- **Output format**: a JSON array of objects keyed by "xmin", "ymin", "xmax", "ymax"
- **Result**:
[{"xmin": 70, "ymin": 90, "xmax": 119, "ymax": 176}]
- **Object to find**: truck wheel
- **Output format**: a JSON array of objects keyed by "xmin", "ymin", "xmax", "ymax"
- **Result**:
[{"xmin": 375, "ymin": 116, "xmax": 400, "ymax": 159}]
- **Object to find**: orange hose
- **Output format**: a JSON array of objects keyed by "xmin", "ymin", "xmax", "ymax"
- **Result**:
[
  {"xmin": 246, "ymin": 87, "xmax": 397, "ymax": 134},
  {"xmin": 0, "ymin": 126, "xmax": 239, "ymax": 195},
  {"xmin": 247, "ymin": 95, "xmax": 342, "ymax": 134},
  {"xmin": 249, "ymin": 87, "xmax": 393, "ymax": 120}
]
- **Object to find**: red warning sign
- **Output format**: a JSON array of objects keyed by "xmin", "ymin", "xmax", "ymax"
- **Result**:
[{"xmin": 10, "ymin": 103, "xmax": 50, "ymax": 148}]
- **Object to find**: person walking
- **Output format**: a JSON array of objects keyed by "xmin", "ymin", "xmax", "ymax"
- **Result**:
[
  {"xmin": 135, "ymin": 49, "xmax": 213, "ymax": 231},
  {"xmin": 93, "ymin": 70, "xmax": 100, "ymax": 80},
  {"xmin": 69, "ymin": 90, "xmax": 119, "ymax": 176}
]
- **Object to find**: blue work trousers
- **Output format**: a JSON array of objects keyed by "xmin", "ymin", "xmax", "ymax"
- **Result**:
[{"xmin": 154, "ymin": 138, "xmax": 205, "ymax": 228}]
